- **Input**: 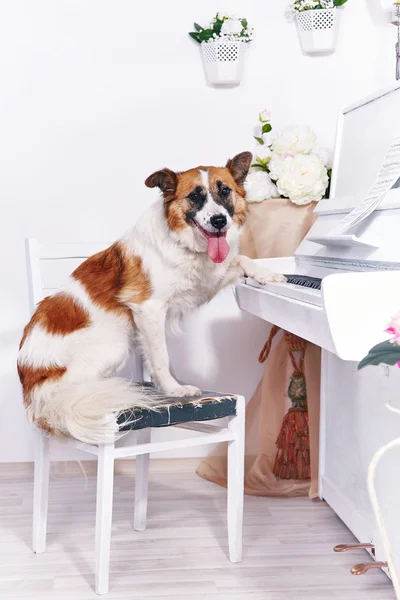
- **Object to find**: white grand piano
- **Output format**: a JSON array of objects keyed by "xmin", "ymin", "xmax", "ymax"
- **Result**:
[{"xmin": 235, "ymin": 82, "xmax": 400, "ymax": 576}]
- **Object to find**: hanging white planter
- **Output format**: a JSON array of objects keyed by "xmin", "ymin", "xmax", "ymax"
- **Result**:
[
  {"xmin": 201, "ymin": 39, "xmax": 247, "ymax": 86},
  {"xmin": 296, "ymin": 8, "xmax": 340, "ymax": 54}
]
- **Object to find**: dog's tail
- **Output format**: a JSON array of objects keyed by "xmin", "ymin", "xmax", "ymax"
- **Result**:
[{"xmin": 28, "ymin": 377, "xmax": 160, "ymax": 444}]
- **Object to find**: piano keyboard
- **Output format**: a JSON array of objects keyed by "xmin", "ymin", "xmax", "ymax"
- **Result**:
[
  {"xmin": 283, "ymin": 274, "xmax": 322, "ymax": 290},
  {"xmin": 244, "ymin": 272, "xmax": 324, "ymax": 306}
]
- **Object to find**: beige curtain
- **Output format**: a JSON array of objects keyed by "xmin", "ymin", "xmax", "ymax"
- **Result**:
[{"xmin": 197, "ymin": 198, "xmax": 322, "ymax": 499}]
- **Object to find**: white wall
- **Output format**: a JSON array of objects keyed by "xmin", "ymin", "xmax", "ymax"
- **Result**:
[{"xmin": 0, "ymin": 0, "xmax": 395, "ymax": 461}]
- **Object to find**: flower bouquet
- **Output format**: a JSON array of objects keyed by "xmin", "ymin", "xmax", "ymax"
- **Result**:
[
  {"xmin": 286, "ymin": 0, "xmax": 348, "ymax": 54},
  {"xmin": 245, "ymin": 110, "xmax": 332, "ymax": 206},
  {"xmin": 189, "ymin": 13, "xmax": 254, "ymax": 86}
]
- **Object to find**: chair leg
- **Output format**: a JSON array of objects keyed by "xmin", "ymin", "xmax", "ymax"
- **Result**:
[
  {"xmin": 32, "ymin": 431, "xmax": 50, "ymax": 554},
  {"xmin": 95, "ymin": 444, "xmax": 115, "ymax": 596},
  {"xmin": 134, "ymin": 428, "xmax": 151, "ymax": 532},
  {"xmin": 227, "ymin": 395, "xmax": 245, "ymax": 563}
]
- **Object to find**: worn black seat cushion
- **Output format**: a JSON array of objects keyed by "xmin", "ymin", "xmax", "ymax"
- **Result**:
[{"xmin": 117, "ymin": 382, "xmax": 237, "ymax": 431}]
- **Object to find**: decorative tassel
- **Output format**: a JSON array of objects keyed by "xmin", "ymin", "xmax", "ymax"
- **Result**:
[
  {"xmin": 273, "ymin": 407, "xmax": 310, "ymax": 480},
  {"xmin": 259, "ymin": 328, "xmax": 310, "ymax": 481}
]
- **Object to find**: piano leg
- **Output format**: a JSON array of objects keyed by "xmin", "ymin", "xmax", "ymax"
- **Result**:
[{"xmin": 318, "ymin": 349, "xmax": 399, "ymax": 580}]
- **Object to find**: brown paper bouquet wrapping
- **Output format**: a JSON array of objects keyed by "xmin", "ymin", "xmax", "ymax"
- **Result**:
[{"xmin": 197, "ymin": 198, "xmax": 322, "ymax": 498}]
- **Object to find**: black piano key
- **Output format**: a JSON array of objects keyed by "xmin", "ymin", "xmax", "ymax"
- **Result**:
[{"xmin": 283, "ymin": 274, "xmax": 322, "ymax": 290}]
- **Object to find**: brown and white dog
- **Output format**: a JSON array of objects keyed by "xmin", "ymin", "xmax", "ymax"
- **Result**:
[{"xmin": 17, "ymin": 152, "xmax": 285, "ymax": 444}]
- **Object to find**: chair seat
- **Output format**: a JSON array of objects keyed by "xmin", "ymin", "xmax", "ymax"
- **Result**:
[{"xmin": 117, "ymin": 383, "xmax": 237, "ymax": 431}]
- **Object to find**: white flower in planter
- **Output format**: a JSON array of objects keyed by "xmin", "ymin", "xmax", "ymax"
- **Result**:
[
  {"xmin": 189, "ymin": 14, "xmax": 253, "ymax": 86},
  {"xmin": 273, "ymin": 125, "xmax": 316, "ymax": 156},
  {"xmin": 288, "ymin": 0, "xmax": 347, "ymax": 54},
  {"xmin": 277, "ymin": 154, "xmax": 329, "ymax": 205},
  {"xmin": 221, "ymin": 18, "xmax": 244, "ymax": 35},
  {"xmin": 245, "ymin": 170, "xmax": 279, "ymax": 203}
]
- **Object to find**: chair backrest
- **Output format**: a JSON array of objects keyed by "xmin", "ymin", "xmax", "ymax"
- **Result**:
[{"xmin": 25, "ymin": 238, "xmax": 110, "ymax": 314}]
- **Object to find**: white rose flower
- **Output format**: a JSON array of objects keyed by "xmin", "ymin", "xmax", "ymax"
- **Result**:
[
  {"xmin": 268, "ymin": 152, "xmax": 286, "ymax": 180},
  {"xmin": 315, "ymin": 146, "xmax": 333, "ymax": 169},
  {"xmin": 244, "ymin": 170, "xmax": 279, "ymax": 203},
  {"xmin": 262, "ymin": 132, "xmax": 275, "ymax": 147},
  {"xmin": 221, "ymin": 18, "xmax": 243, "ymax": 35},
  {"xmin": 272, "ymin": 125, "xmax": 317, "ymax": 156},
  {"xmin": 277, "ymin": 154, "xmax": 329, "ymax": 205},
  {"xmin": 255, "ymin": 145, "xmax": 272, "ymax": 161},
  {"xmin": 259, "ymin": 109, "xmax": 271, "ymax": 122}
]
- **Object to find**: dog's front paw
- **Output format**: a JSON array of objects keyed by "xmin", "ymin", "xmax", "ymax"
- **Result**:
[
  {"xmin": 166, "ymin": 385, "xmax": 202, "ymax": 398},
  {"xmin": 251, "ymin": 269, "xmax": 287, "ymax": 285}
]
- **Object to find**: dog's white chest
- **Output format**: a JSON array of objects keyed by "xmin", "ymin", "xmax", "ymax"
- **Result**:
[{"xmin": 165, "ymin": 254, "xmax": 228, "ymax": 315}]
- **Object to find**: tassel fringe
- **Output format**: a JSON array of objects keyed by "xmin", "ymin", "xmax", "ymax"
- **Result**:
[{"xmin": 273, "ymin": 407, "xmax": 311, "ymax": 480}]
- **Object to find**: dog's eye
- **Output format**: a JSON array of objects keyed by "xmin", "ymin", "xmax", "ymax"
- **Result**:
[
  {"xmin": 220, "ymin": 187, "xmax": 231, "ymax": 197},
  {"xmin": 188, "ymin": 187, "xmax": 204, "ymax": 202}
]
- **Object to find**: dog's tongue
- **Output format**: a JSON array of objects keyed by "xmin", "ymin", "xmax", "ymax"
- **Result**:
[{"xmin": 207, "ymin": 234, "xmax": 230, "ymax": 263}]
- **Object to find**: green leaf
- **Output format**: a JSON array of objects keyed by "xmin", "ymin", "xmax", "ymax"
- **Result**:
[
  {"xmin": 189, "ymin": 32, "xmax": 201, "ymax": 43},
  {"xmin": 334, "ymin": 0, "xmax": 348, "ymax": 5},
  {"xmin": 251, "ymin": 163, "xmax": 267, "ymax": 171},
  {"xmin": 358, "ymin": 340, "xmax": 400, "ymax": 370},
  {"xmin": 198, "ymin": 29, "xmax": 214, "ymax": 42},
  {"xmin": 241, "ymin": 18, "xmax": 248, "ymax": 29},
  {"xmin": 214, "ymin": 20, "xmax": 222, "ymax": 35},
  {"xmin": 193, "ymin": 22, "xmax": 203, "ymax": 32},
  {"xmin": 262, "ymin": 123, "xmax": 272, "ymax": 134},
  {"xmin": 254, "ymin": 136, "xmax": 264, "ymax": 145}
]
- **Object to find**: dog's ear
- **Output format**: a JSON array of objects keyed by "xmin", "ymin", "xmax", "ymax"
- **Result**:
[
  {"xmin": 226, "ymin": 152, "xmax": 252, "ymax": 186},
  {"xmin": 145, "ymin": 169, "xmax": 178, "ymax": 198}
]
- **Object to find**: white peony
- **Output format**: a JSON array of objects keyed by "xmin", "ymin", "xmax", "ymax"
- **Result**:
[
  {"xmin": 268, "ymin": 152, "xmax": 286, "ymax": 180},
  {"xmin": 255, "ymin": 145, "xmax": 272, "ymax": 162},
  {"xmin": 244, "ymin": 170, "xmax": 279, "ymax": 203},
  {"xmin": 272, "ymin": 125, "xmax": 316, "ymax": 156},
  {"xmin": 221, "ymin": 18, "xmax": 243, "ymax": 35},
  {"xmin": 315, "ymin": 146, "xmax": 333, "ymax": 169},
  {"xmin": 277, "ymin": 154, "xmax": 329, "ymax": 205}
]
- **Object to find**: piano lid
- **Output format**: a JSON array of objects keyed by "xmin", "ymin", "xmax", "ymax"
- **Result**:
[{"xmin": 294, "ymin": 82, "xmax": 400, "ymax": 270}]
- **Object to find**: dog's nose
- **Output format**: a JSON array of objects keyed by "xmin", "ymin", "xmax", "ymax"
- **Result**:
[{"xmin": 210, "ymin": 214, "xmax": 227, "ymax": 230}]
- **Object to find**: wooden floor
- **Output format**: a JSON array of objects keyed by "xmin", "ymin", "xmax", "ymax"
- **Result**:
[{"xmin": 0, "ymin": 461, "xmax": 395, "ymax": 600}]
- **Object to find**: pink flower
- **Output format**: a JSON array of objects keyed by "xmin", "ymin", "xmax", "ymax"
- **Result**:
[
  {"xmin": 259, "ymin": 109, "xmax": 271, "ymax": 123},
  {"xmin": 385, "ymin": 312, "xmax": 400, "ymax": 344}
]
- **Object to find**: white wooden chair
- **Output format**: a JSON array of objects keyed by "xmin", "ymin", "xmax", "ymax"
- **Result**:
[{"xmin": 24, "ymin": 238, "xmax": 246, "ymax": 595}]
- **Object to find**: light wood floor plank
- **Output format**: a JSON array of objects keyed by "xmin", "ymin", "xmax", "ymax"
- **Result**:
[{"xmin": 0, "ymin": 465, "xmax": 395, "ymax": 599}]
